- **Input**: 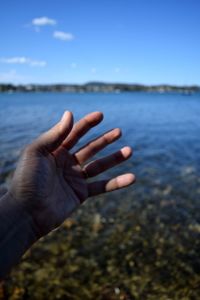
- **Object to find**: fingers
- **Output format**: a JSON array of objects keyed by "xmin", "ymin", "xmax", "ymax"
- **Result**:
[
  {"xmin": 62, "ymin": 111, "xmax": 103, "ymax": 150},
  {"xmin": 87, "ymin": 173, "xmax": 136, "ymax": 197},
  {"xmin": 74, "ymin": 128, "xmax": 121, "ymax": 164},
  {"xmin": 83, "ymin": 146, "xmax": 132, "ymax": 178},
  {"xmin": 33, "ymin": 111, "xmax": 73, "ymax": 153}
]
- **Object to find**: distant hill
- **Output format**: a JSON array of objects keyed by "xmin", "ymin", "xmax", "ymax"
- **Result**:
[{"xmin": 0, "ymin": 82, "xmax": 200, "ymax": 93}]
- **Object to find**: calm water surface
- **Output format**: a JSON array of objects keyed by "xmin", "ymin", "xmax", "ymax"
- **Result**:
[{"xmin": 0, "ymin": 92, "xmax": 200, "ymax": 196}]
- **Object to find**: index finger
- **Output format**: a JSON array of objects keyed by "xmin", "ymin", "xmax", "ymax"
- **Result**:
[{"xmin": 62, "ymin": 111, "xmax": 103, "ymax": 150}]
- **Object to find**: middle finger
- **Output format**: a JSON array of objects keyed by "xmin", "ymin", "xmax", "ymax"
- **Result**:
[{"xmin": 74, "ymin": 128, "xmax": 121, "ymax": 164}]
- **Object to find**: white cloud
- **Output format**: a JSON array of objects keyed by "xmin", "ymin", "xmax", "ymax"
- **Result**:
[
  {"xmin": 29, "ymin": 60, "xmax": 47, "ymax": 67},
  {"xmin": 32, "ymin": 17, "xmax": 56, "ymax": 26},
  {"xmin": 53, "ymin": 31, "xmax": 74, "ymax": 41},
  {"xmin": 0, "ymin": 70, "xmax": 25, "ymax": 82},
  {"xmin": 0, "ymin": 57, "xmax": 47, "ymax": 67}
]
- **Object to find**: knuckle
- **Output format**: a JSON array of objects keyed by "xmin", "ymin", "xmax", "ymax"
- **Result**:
[
  {"xmin": 102, "ymin": 134, "xmax": 110, "ymax": 144},
  {"xmin": 87, "ymin": 143, "xmax": 96, "ymax": 156}
]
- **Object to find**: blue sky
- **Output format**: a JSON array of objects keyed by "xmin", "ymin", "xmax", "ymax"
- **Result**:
[{"xmin": 0, "ymin": 0, "xmax": 200, "ymax": 85}]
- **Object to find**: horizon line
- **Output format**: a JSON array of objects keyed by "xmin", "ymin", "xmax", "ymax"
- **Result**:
[{"xmin": 0, "ymin": 81, "xmax": 200, "ymax": 87}]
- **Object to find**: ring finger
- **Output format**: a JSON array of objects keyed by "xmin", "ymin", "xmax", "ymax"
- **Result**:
[{"xmin": 82, "ymin": 146, "xmax": 132, "ymax": 178}]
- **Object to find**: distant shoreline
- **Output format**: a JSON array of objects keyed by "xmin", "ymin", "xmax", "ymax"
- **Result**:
[{"xmin": 0, "ymin": 82, "xmax": 200, "ymax": 94}]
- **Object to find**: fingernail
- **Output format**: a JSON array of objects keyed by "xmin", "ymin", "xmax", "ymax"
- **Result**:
[{"xmin": 61, "ymin": 111, "xmax": 70, "ymax": 123}]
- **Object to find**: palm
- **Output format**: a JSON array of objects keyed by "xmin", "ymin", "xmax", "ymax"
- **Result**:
[
  {"xmin": 55, "ymin": 149, "xmax": 88, "ymax": 202},
  {"xmin": 11, "ymin": 111, "xmax": 135, "ymax": 237},
  {"xmin": 46, "ymin": 150, "xmax": 89, "ymax": 234}
]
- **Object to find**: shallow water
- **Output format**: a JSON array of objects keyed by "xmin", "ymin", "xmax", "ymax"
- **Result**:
[{"xmin": 1, "ymin": 92, "xmax": 200, "ymax": 299}]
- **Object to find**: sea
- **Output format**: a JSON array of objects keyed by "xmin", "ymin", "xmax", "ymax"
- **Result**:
[
  {"xmin": 1, "ymin": 92, "xmax": 200, "ymax": 296},
  {"xmin": 0, "ymin": 92, "xmax": 200, "ymax": 200}
]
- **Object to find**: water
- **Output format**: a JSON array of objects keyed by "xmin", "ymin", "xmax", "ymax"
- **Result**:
[
  {"xmin": 1, "ymin": 92, "xmax": 200, "ymax": 298},
  {"xmin": 0, "ymin": 92, "xmax": 200, "ymax": 195}
]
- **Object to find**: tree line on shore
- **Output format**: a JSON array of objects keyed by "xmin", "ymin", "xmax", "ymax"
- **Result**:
[{"xmin": 0, "ymin": 82, "xmax": 200, "ymax": 93}]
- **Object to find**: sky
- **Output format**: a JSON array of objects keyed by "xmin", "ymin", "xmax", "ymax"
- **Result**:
[{"xmin": 0, "ymin": 0, "xmax": 200, "ymax": 85}]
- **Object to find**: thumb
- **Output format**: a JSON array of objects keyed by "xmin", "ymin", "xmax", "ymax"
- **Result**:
[{"xmin": 34, "ymin": 111, "xmax": 73, "ymax": 153}]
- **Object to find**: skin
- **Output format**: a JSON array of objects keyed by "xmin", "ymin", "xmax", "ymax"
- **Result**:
[{"xmin": 0, "ymin": 111, "xmax": 135, "ymax": 278}]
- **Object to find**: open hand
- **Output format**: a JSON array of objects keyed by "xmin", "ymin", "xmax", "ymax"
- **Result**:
[{"xmin": 10, "ymin": 111, "xmax": 135, "ymax": 238}]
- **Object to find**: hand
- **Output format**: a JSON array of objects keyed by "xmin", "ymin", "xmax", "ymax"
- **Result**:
[{"xmin": 9, "ymin": 111, "xmax": 135, "ymax": 238}]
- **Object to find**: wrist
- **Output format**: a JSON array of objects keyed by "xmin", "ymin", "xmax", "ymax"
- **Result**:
[
  {"xmin": 0, "ymin": 192, "xmax": 39, "ymax": 279},
  {"xmin": 3, "ymin": 191, "xmax": 40, "ymax": 239}
]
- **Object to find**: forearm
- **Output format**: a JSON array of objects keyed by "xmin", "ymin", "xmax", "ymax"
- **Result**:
[{"xmin": 0, "ymin": 193, "xmax": 38, "ymax": 280}]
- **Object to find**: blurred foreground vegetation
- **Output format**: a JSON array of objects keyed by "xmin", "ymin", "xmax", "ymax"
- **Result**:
[{"xmin": 1, "ymin": 184, "xmax": 200, "ymax": 300}]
